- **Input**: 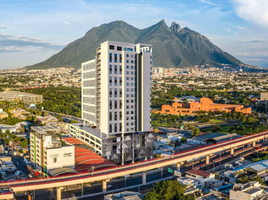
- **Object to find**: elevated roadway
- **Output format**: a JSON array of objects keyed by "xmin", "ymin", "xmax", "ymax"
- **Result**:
[{"xmin": 1, "ymin": 130, "xmax": 268, "ymax": 200}]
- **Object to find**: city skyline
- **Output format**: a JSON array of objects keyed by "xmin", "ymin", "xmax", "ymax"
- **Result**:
[{"xmin": 0, "ymin": 0, "xmax": 268, "ymax": 69}]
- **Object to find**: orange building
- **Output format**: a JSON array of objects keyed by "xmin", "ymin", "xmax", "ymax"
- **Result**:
[{"xmin": 156, "ymin": 97, "xmax": 251, "ymax": 115}]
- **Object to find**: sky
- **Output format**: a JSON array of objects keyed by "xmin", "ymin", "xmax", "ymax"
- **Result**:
[{"xmin": 1, "ymin": 0, "xmax": 268, "ymax": 69}]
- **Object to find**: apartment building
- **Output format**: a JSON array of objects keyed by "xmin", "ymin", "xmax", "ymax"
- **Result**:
[
  {"xmin": 30, "ymin": 126, "xmax": 75, "ymax": 176},
  {"xmin": 70, "ymin": 41, "xmax": 154, "ymax": 164}
]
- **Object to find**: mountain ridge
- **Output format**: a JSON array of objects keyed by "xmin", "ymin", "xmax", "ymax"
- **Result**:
[{"xmin": 26, "ymin": 20, "xmax": 245, "ymax": 70}]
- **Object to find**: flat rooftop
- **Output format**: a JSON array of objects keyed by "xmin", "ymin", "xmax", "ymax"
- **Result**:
[
  {"xmin": 244, "ymin": 187, "xmax": 263, "ymax": 194},
  {"xmin": 31, "ymin": 125, "xmax": 61, "ymax": 134},
  {"xmin": 72, "ymin": 123, "xmax": 107, "ymax": 139}
]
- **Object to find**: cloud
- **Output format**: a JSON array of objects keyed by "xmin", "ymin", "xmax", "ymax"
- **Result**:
[
  {"xmin": 232, "ymin": 0, "xmax": 268, "ymax": 28},
  {"xmin": 61, "ymin": 21, "xmax": 71, "ymax": 25},
  {"xmin": 235, "ymin": 26, "xmax": 245, "ymax": 30},
  {"xmin": 236, "ymin": 51, "xmax": 268, "ymax": 57},
  {"xmin": 0, "ymin": 33, "xmax": 64, "ymax": 50},
  {"xmin": 0, "ymin": 26, "xmax": 7, "ymax": 29},
  {"xmin": 240, "ymin": 40, "xmax": 265, "ymax": 43},
  {"xmin": 226, "ymin": 28, "xmax": 232, "ymax": 32},
  {"xmin": 198, "ymin": 0, "xmax": 219, "ymax": 6},
  {"xmin": 0, "ymin": 46, "xmax": 21, "ymax": 52}
]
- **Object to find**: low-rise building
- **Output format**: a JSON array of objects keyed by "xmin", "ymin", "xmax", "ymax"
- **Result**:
[
  {"xmin": 0, "ymin": 109, "xmax": 8, "ymax": 119},
  {"xmin": 186, "ymin": 169, "xmax": 215, "ymax": 187},
  {"xmin": 156, "ymin": 97, "xmax": 251, "ymax": 115},
  {"xmin": 230, "ymin": 181, "xmax": 264, "ymax": 200},
  {"xmin": 30, "ymin": 126, "xmax": 75, "ymax": 176},
  {"xmin": 0, "ymin": 91, "xmax": 43, "ymax": 104}
]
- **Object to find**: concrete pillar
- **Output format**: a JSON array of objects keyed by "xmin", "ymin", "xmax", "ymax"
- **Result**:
[
  {"xmin": 230, "ymin": 147, "xmax": 234, "ymax": 155},
  {"xmin": 102, "ymin": 180, "xmax": 107, "ymax": 193},
  {"xmin": 206, "ymin": 155, "xmax": 210, "ymax": 165},
  {"xmin": 176, "ymin": 162, "xmax": 183, "ymax": 171},
  {"xmin": 142, "ymin": 171, "xmax": 146, "ymax": 185},
  {"xmin": 56, "ymin": 187, "xmax": 62, "ymax": 200},
  {"xmin": 253, "ymin": 141, "xmax": 256, "ymax": 147}
]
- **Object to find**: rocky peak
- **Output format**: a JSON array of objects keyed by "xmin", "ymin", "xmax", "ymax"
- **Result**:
[{"xmin": 170, "ymin": 22, "xmax": 182, "ymax": 32}]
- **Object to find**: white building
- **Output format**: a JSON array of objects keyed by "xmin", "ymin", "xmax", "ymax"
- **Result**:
[
  {"xmin": 70, "ymin": 41, "xmax": 154, "ymax": 164},
  {"xmin": 230, "ymin": 181, "xmax": 264, "ymax": 200},
  {"xmin": 30, "ymin": 126, "xmax": 75, "ymax": 176}
]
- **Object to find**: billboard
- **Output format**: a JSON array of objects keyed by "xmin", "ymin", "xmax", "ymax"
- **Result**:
[{"xmin": 261, "ymin": 93, "xmax": 268, "ymax": 101}]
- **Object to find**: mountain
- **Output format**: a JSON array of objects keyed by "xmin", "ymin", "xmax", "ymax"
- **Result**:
[{"xmin": 26, "ymin": 20, "xmax": 244, "ymax": 69}]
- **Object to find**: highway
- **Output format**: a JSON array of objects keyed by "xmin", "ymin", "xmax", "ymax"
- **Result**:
[{"xmin": 0, "ymin": 130, "xmax": 268, "ymax": 199}]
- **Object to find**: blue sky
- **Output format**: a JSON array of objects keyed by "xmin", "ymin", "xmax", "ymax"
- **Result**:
[{"xmin": 1, "ymin": 0, "xmax": 268, "ymax": 69}]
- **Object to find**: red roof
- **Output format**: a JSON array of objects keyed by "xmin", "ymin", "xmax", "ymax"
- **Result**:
[
  {"xmin": 186, "ymin": 169, "xmax": 211, "ymax": 178},
  {"xmin": 62, "ymin": 137, "xmax": 88, "ymax": 145},
  {"xmin": 74, "ymin": 147, "xmax": 116, "ymax": 172},
  {"xmin": 62, "ymin": 137, "xmax": 117, "ymax": 172}
]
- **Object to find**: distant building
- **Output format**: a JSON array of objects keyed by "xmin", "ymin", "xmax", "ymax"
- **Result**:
[
  {"xmin": 0, "ymin": 91, "xmax": 43, "ymax": 104},
  {"xmin": 30, "ymin": 126, "xmax": 75, "ymax": 176},
  {"xmin": 104, "ymin": 191, "xmax": 144, "ymax": 200},
  {"xmin": 0, "ymin": 108, "xmax": 8, "ymax": 119},
  {"xmin": 188, "ymin": 133, "xmax": 241, "ymax": 144},
  {"xmin": 156, "ymin": 97, "xmax": 251, "ymax": 115},
  {"xmin": 230, "ymin": 181, "xmax": 264, "ymax": 200}
]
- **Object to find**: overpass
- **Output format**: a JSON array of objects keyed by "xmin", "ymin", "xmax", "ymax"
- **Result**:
[{"xmin": 1, "ymin": 130, "xmax": 268, "ymax": 200}]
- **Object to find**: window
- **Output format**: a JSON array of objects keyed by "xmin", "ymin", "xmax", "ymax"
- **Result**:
[
  {"xmin": 131, "ymin": 111, "xmax": 134, "ymax": 114},
  {"xmin": 114, "ymin": 54, "xmax": 117, "ymax": 63},
  {"xmin": 109, "ymin": 45, "xmax": 115, "ymax": 50},
  {"xmin": 109, "ymin": 65, "xmax": 112, "ymax": 74},
  {"xmin": 131, "ymin": 83, "xmax": 133, "ymax": 86},
  {"xmin": 119, "ymin": 65, "xmax": 122, "ymax": 74},
  {"xmin": 109, "ymin": 124, "xmax": 112, "ymax": 133},
  {"xmin": 109, "ymin": 89, "xmax": 112, "ymax": 98},
  {"xmin": 109, "ymin": 53, "xmax": 112, "ymax": 62},
  {"xmin": 109, "ymin": 100, "xmax": 112, "ymax": 109},
  {"xmin": 120, "ymin": 101, "xmax": 122, "ymax": 109},
  {"xmin": 131, "ymin": 66, "xmax": 133, "ymax": 69},
  {"xmin": 131, "ymin": 71, "xmax": 133, "ymax": 75},
  {"xmin": 115, "ymin": 112, "xmax": 118, "ymax": 120},
  {"xmin": 117, "ymin": 46, "xmax": 122, "ymax": 51},
  {"xmin": 126, "ymin": 89, "xmax": 129, "ymax": 92},
  {"xmin": 120, "ymin": 89, "xmax": 122, "ymax": 97},
  {"xmin": 114, "ymin": 100, "xmax": 117, "ymax": 109},
  {"xmin": 114, "ymin": 123, "xmax": 117, "ymax": 132},
  {"xmin": 126, "ymin": 60, "xmax": 129, "ymax": 63},
  {"xmin": 126, "ymin": 83, "xmax": 129, "ymax": 86},
  {"xmin": 120, "ymin": 123, "xmax": 122, "ymax": 131},
  {"xmin": 126, "ymin": 71, "xmax": 129, "ymax": 75},
  {"xmin": 114, "ymin": 65, "xmax": 117, "ymax": 74},
  {"xmin": 126, "ymin": 54, "xmax": 129, "ymax": 57},
  {"xmin": 126, "ymin": 94, "xmax": 129, "ymax": 97},
  {"xmin": 119, "ymin": 54, "xmax": 122, "ymax": 63},
  {"xmin": 126, "ymin": 77, "xmax": 129, "ymax": 80},
  {"xmin": 126, "ymin": 65, "xmax": 129, "ymax": 69},
  {"xmin": 131, "ymin": 100, "xmax": 134, "ymax": 103},
  {"xmin": 109, "ymin": 112, "xmax": 112, "ymax": 120},
  {"xmin": 131, "ymin": 60, "xmax": 133, "ymax": 63},
  {"xmin": 114, "ymin": 77, "xmax": 117, "ymax": 86},
  {"xmin": 119, "ymin": 77, "xmax": 122, "ymax": 86},
  {"xmin": 131, "ymin": 54, "xmax": 134, "ymax": 58},
  {"xmin": 109, "ymin": 77, "xmax": 112, "ymax": 86},
  {"xmin": 126, "ymin": 105, "xmax": 129, "ymax": 109},
  {"xmin": 114, "ymin": 89, "xmax": 117, "ymax": 98},
  {"xmin": 131, "ymin": 77, "xmax": 133, "ymax": 80}
]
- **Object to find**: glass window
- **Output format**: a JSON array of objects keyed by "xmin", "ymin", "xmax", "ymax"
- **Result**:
[
  {"xmin": 114, "ymin": 53, "xmax": 117, "ymax": 63},
  {"xmin": 131, "ymin": 60, "xmax": 133, "ymax": 63},
  {"xmin": 131, "ymin": 66, "xmax": 133, "ymax": 69},
  {"xmin": 119, "ymin": 65, "xmax": 122, "ymax": 74},
  {"xmin": 117, "ymin": 46, "xmax": 122, "ymax": 51},
  {"xmin": 109, "ymin": 65, "xmax": 112, "ymax": 74},
  {"xmin": 126, "ymin": 54, "xmax": 129, "ymax": 57},
  {"xmin": 109, "ymin": 45, "xmax": 114, "ymax": 50},
  {"xmin": 126, "ymin": 65, "xmax": 129, "ymax": 69},
  {"xmin": 119, "ymin": 54, "xmax": 122, "ymax": 63},
  {"xmin": 109, "ymin": 53, "xmax": 112, "ymax": 62},
  {"xmin": 114, "ymin": 65, "xmax": 117, "ymax": 74}
]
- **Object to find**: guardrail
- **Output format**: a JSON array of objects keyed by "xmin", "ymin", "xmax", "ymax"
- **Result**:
[{"xmin": 1, "ymin": 130, "xmax": 268, "ymax": 188}]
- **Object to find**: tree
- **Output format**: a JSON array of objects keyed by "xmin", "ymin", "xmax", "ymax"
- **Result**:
[
  {"xmin": 5, "ymin": 130, "xmax": 10, "ymax": 135},
  {"xmin": 144, "ymin": 180, "xmax": 195, "ymax": 200},
  {"xmin": 213, "ymin": 124, "xmax": 220, "ymax": 132},
  {"xmin": 181, "ymin": 137, "xmax": 187, "ymax": 143},
  {"xmin": 154, "ymin": 127, "xmax": 159, "ymax": 133},
  {"xmin": 21, "ymin": 139, "xmax": 28, "ymax": 148}
]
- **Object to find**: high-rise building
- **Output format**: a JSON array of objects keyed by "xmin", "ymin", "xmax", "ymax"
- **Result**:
[{"xmin": 70, "ymin": 41, "xmax": 154, "ymax": 164}]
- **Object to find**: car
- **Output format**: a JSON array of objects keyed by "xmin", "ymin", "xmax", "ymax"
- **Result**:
[{"xmin": 107, "ymin": 185, "xmax": 112, "ymax": 188}]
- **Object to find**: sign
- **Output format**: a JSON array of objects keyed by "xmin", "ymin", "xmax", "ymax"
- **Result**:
[
  {"xmin": 168, "ymin": 168, "xmax": 173, "ymax": 174},
  {"xmin": 261, "ymin": 93, "xmax": 268, "ymax": 101},
  {"xmin": 50, "ymin": 154, "xmax": 59, "ymax": 158},
  {"xmin": 64, "ymin": 153, "xmax": 72, "ymax": 157},
  {"xmin": 174, "ymin": 170, "xmax": 181, "ymax": 177}
]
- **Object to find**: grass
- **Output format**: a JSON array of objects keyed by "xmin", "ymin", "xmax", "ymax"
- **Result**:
[
  {"xmin": 209, "ymin": 119, "xmax": 225, "ymax": 123},
  {"xmin": 202, "ymin": 125, "xmax": 234, "ymax": 133}
]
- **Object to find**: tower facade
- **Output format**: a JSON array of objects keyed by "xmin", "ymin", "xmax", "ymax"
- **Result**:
[{"xmin": 70, "ymin": 41, "xmax": 154, "ymax": 164}]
